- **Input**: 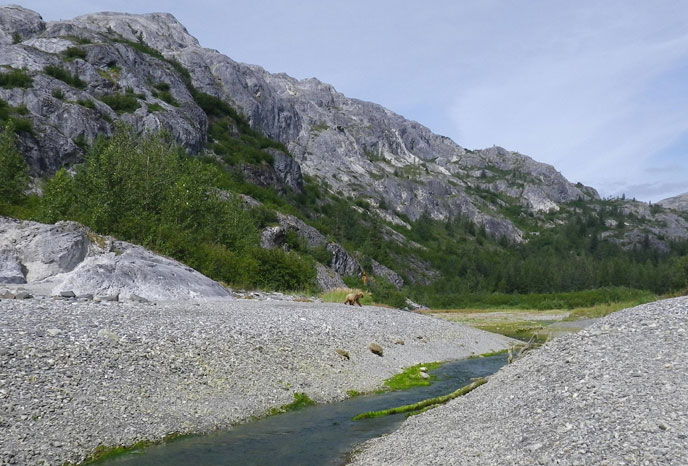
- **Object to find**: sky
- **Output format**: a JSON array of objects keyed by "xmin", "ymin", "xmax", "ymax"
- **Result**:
[{"xmin": 17, "ymin": 0, "xmax": 688, "ymax": 202}]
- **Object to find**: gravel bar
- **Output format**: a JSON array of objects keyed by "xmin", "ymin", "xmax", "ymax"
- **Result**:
[
  {"xmin": 350, "ymin": 297, "xmax": 688, "ymax": 465},
  {"xmin": 0, "ymin": 298, "xmax": 511, "ymax": 465}
]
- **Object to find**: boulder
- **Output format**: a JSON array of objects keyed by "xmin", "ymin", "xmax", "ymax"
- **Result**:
[
  {"xmin": 0, "ymin": 216, "xmax": 232, "ymax": 301},
  {"xmin": 0, "ymin": 250, "xmax": 26, "ymax": 284},
  {"xmin": 260, "ymin": 226, "xmax": 286, "ymax": 249},
  {"xmin": 315, "ymin": 264, "xmax": 345, "ymax": 291},
  {"xmin": 327, "ymin": 243, "xmax": 362, "ymax": 277},
  {"xmin": 368, "ymin": 343, "xmax": 383, "ymax": 357},
  {"xmin": 370, "ymin": 259, "xmax": 404, "ymax": 290}
]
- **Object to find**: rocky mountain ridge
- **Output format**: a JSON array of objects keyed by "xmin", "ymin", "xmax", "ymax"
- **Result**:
[
  {"xmin": 0, "ymin": 5, "xmax": 686, "ymax": 250},
  {"xmin": 658, "ymin": 192, "xmax": 688, "ymax": 212}
]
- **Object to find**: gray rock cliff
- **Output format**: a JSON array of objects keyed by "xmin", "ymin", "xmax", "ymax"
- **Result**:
[{"xmin": 0, "ymin": 6, "xmax": 605, "ymax": 245}]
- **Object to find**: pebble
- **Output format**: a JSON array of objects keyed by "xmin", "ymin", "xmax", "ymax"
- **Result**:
[
  {"xmin": 351, "ymin": 297, "xmax": 688, "ymax": 465},
  {"xmin": 0, "ymin": 297, "xmax": 510, "ymax": 465}
]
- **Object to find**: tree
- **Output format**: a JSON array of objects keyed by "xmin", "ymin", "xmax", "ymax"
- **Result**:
[{"xmin": 0, "ymin": 122, "xmax": 29, "ymax": 204}]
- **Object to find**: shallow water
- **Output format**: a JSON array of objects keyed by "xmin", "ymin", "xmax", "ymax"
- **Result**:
[{"xmin": 96, "ymin": 354, "xmax": 507, "ymax": 466}]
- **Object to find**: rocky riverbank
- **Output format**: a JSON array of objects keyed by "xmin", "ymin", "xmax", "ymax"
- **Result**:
[
  {"xmin": 350, "ymin": 297, "xmax": 688, "ymax": 465},
  {"xmin": 0, "ymin": 297, "xmax": 511, "ymax": 465}
]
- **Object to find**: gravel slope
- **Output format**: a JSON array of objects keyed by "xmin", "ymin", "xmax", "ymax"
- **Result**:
[
  {"xmin": 350, "ymin": 297, "xmax": 688, "ymax": 465},
  {"xmin": 0, "ymin": 298, "xmax": 510, "ymax": 465}
]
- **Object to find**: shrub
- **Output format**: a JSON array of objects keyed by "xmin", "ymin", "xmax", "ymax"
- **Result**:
[
  {"xmin": 253, "ymin": 248, "xmax": 316, "ymax": 291},
  {"xmin": 0, "ymin": 123, "xmax": 29, "ymax": 204},
  {"xmin": 44, "ymin": 65, "xmax": 85, "ymax": 89},
  {"xmin": 0, "ymin": 68, "xmax": 32, "ymax": 89},
  {"xmin": 52, "ymin": 88, "xmax": 65, "ymax": 100},
  {"xmin": 62, "ymin": 47, "xmax": 86, "ymax": 61},
  {"xmin": 99, "ymin": 93, "xmax": 140, "ymax": 113},
  {"xmin": 76, "ymin": 99, "xmax": 95, "ymax": 110}
]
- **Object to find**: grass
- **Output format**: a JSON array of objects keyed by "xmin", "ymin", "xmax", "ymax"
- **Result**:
[
  {"xmin": 0, "ymin": 68, "xmax": 32, "ymax": 89},
  {"xmin": 44, "ymin": 65, "xmax": 85, "ymax": 89},
  {"xmin": 319, "ymin": 287, "xmax": 373, "ymax": 306},
  {"xmin": 430, "ymin": 295, "xmax": 655, "ymax": 342},
  {"xmin": 267, "ymin": 392, "xmax": 317, "ymax": 415},
  {"xmin": 99, "ymin": 93, "xmax": 140, "ymax": 114},
  {"xmin": 65, "ymin": 432, "xmax": 185, "ymax": 464},
  {"xmin": 353, "ymin": 377, "xmax": 487, "ymax": 420},
  {"xmin": 383, "ymin": 362, "xmax": 442, "ymax": 391}
]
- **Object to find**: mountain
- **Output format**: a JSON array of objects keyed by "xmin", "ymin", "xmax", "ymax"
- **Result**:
[
  {"xmin": 0, "ymin": 5, "xmax": 687, "ymax": 298},
  {"xmin": 658, "ymin": 192, "xmax": 688, "ymax": 212},
  {"xmin": 0, "ymin": 5, "xmax": 601, "ymax": 242}
]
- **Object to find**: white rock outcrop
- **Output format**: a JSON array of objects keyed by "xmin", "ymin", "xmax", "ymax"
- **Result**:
[{"xmin": 0, "ymin": 216, "xmax": 231, "ymax": 301}]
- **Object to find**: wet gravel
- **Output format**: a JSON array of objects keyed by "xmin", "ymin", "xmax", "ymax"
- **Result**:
[
  {"xmin": 350, "ymin": 297, "xmax": 688, "ymax": 465},
  {"xmin": 0, "ymin": 298, "xmax": 510, "ymax": 465}
]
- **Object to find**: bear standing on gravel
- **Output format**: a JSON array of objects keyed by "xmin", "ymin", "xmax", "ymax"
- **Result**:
[{"xmin": 344, "ymin": 292, "xmax": 364, "ymax": 306}]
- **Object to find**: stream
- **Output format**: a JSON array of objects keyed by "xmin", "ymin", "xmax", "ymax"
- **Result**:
[{"xmin": 95, "ymin": 354, "xmax": 507, "ymax": 465}]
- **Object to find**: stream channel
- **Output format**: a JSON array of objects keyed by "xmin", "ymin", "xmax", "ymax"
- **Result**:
[{"xmin": 96, "ymin": 354, "xmax": 507, "ymax": 466}]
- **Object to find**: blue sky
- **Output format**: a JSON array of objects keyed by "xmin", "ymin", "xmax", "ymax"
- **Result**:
[{"xmin": 18, "ymin": 1, "xmax": 688, "ymax": 202}]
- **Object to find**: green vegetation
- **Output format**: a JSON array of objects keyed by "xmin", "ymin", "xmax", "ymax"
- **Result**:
[
  {"xmin": 34, "ymin": 125, "xmax": 315, "ymax": 292},
  {"xmin": 353, "ymin": 378, "xmax": 487, "ymax": 420},
  {"xmin": 44, "ymin": 65, "xmax": 85, "ymax": 89},
  {"xmin": 0, "ymin": 123, "xmax": 29, "ymax": 205},
  {"xmin": 99, "ymin": 93, "xmax": 140, "ymax": 113},
  {"xmin": 152, "ymin": 82, "xmax": 178, "ymax": 106},
  {"xmin": 76, "ymin": 98, "xmax": 96, "ymax": 110},
  {"xmin": 62, "ymin": 46, "xmax": 87, "ymax": 61},
  {"xmin": 425, "ymin": 287, "xmax": 656, "ymax": 311},
  {"xmin": 195, "ymin": 91, "xmax": 287, "ymax": 166},
  {"xmin": 268, "ymin": 392, "xmax": 316, "ymax": 415},
  {"xmin": 383, "ymin": 362, "xmax": 442, "ymax": 391},
  {"xmin": 320, "ymin": 288, "xmax": 373, "ymax": 305},
  {"xmin": 0, "ymin": 67, "xmax": 32, "ymax": 89},
  {"xmin": 0, "ymin": 99, "xmax": 33, "ymax": 134},
  {"xmin": 147, "ymin": 102, "xmax": 164, "ymax": 112},
  {"xmin": 52, "ymin": 88, "xmax": 65, "ymax": 100}
]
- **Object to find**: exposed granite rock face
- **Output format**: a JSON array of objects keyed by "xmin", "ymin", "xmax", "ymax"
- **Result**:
[
  {"xmin": 327, "ymin": 242, "xmax": 362, "ymax": 277},
  {"xmin": 276, "ymin": 212, "xmax": 328, "ymax": 248},
  {"xmin": 0, "ymin": 7, "xmax": 605, "ymax": 245},
  {"xmin": 0, "ymin": 216, "xmax": 231, "ymax": 300},
  {"xmin": 259, "ymin": 225, "xmax": 285, "ymax": 249},
  {"xmin": 0, "ymin": 5, "xmax": 45, "ymax": 45},
  {"xmin": 370, "ymin": 259, "xmax": 404, "ymax": 290},
  {"xmin": 315, "ymin": 263, "xmax": 346, "ymax": 291},
  {"xmin": 0, "ymin": 249, "xmax": 25, "ymax": 284},
  {"xmin": 658, "ymin": 192, "xmax": 688, "ymax": 212}
]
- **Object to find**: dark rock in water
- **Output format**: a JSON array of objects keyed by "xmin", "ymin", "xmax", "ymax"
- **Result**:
[
  {"xmin": 59, "ymin": 290, "xmax": 76, "ymax": 298},
  {"xmin": 335, "ymin": 349, "xmax": 350, "ymax": 360},
  {"xmin": 368, "ymin": 343, "xmax": 383, "ymax": 357},
  {"xmin": 15, "ymin": 291, "xmax": 32, "ymax": 299},
  {"xmin": 78, "ymin": 294, "xmax": 94, "ymax": 300}
]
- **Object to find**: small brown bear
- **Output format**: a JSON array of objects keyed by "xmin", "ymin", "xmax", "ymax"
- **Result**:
[{"xmin": 344, "ymin": 292, "xmax": 364, "ymax": 306}]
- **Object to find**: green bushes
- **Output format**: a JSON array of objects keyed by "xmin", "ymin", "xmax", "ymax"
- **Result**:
[
  {"xmin": 0, "ymin": 123, "xmax": 29, "ymax": 204},
  {"xmin": 37, "ymin": 125, "xmax": 316, "ymax": 292},
  {"xmin": 0, "ymin": 68, "xmax": 32, "ymax": 89},
  {"xmin": 152, "ymin": 82, "xmax": 178, "ymax": 106},
  {"xmin": 62, "ymin": 47, "xmax": 87, "ymax": 61},
  {"xmin": 99, "ymin": 93, "xmax": 140, "ymax": 113},
  {"xmin": 253, "ymin": 248, "xmax": 316, "ymax": 291},
  {"xmin": 44, "ymin": 65, "xmax": 85, "ymax": 89}
]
